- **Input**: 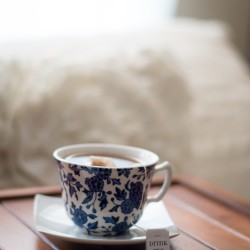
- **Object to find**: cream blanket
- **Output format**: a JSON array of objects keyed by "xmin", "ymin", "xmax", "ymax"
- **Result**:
[{"xmin": 0, "ymin": 19, "xmax": 250, "ymax": 200}]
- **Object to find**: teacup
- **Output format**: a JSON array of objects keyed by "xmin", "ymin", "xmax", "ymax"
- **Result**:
[{"xmin": 53, "ymin": 143, "xmax": 172, "ymax": 236}]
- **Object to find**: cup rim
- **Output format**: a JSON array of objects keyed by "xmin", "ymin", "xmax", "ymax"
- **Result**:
[{"xmin": 53, "ymin": 143, "xmax": 159, "ymax": 168}]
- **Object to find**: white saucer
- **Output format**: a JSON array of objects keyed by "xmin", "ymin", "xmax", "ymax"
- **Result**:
[{"xmin": 34, "ymin": 194, "xmax": 179, "ymax": 245}]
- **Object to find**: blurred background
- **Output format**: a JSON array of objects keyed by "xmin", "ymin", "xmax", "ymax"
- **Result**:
[
  {"xmin": 0, "ymin": 0, "xmax": 249, "ymax": 60},
  {"xmin": 0, "ymin": 0, "xmax": 250, "ymax": 200}
]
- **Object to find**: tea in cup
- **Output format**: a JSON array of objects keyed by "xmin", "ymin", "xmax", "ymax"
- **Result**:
[{"xmin": 53, "ymin": 143, "xmax": 172, "ymax": 236}]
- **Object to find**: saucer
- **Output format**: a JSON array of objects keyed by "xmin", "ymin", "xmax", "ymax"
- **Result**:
[{"xmin": 34, "ymin": 194, "xmax": 179, "ymax": 245}]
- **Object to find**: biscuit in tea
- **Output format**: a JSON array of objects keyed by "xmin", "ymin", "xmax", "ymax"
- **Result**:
[{"xmin": 90, "ymin": 156, "xmax": 116, "ymax": 167}]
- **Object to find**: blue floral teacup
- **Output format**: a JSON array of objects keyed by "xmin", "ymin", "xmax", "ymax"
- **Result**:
[{"xmin": 53, "ymin": 143, "xmax": 172, "ymax": 236}]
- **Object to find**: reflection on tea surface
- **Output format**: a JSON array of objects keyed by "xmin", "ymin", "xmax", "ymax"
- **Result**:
[{"xmin": 65, "ymin": 153, "xmax": 140, "ymax": 168}]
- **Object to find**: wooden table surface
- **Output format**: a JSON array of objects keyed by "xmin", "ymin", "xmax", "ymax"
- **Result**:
[{"xmin": 0, "ymin": 175, "xmax": 250, "ymax": 250}]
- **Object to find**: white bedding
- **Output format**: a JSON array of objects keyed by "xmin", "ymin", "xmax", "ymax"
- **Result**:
[{"xmin": 0, "ymin": 18, "xmax": 250, "ymax": 200}]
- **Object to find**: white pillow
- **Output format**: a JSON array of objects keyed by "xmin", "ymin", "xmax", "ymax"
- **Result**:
[{"xmin": 0, "ymin": 28, "xmax": 188, "ymax": 187}]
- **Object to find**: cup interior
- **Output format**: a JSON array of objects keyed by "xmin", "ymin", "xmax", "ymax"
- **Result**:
[{"xmin": 53, "ymin": 143, "xmax": 159, "ymax": 168}]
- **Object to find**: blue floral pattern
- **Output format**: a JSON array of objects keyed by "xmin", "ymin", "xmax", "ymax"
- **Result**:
[{"xmin": 57, "ymin": 160, "xmax": 155, "ymax": 236}]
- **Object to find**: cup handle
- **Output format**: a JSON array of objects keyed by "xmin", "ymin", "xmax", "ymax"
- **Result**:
[{"xmin": 147, "ymin": 161, "xmax": 172, "ymax": 203}]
